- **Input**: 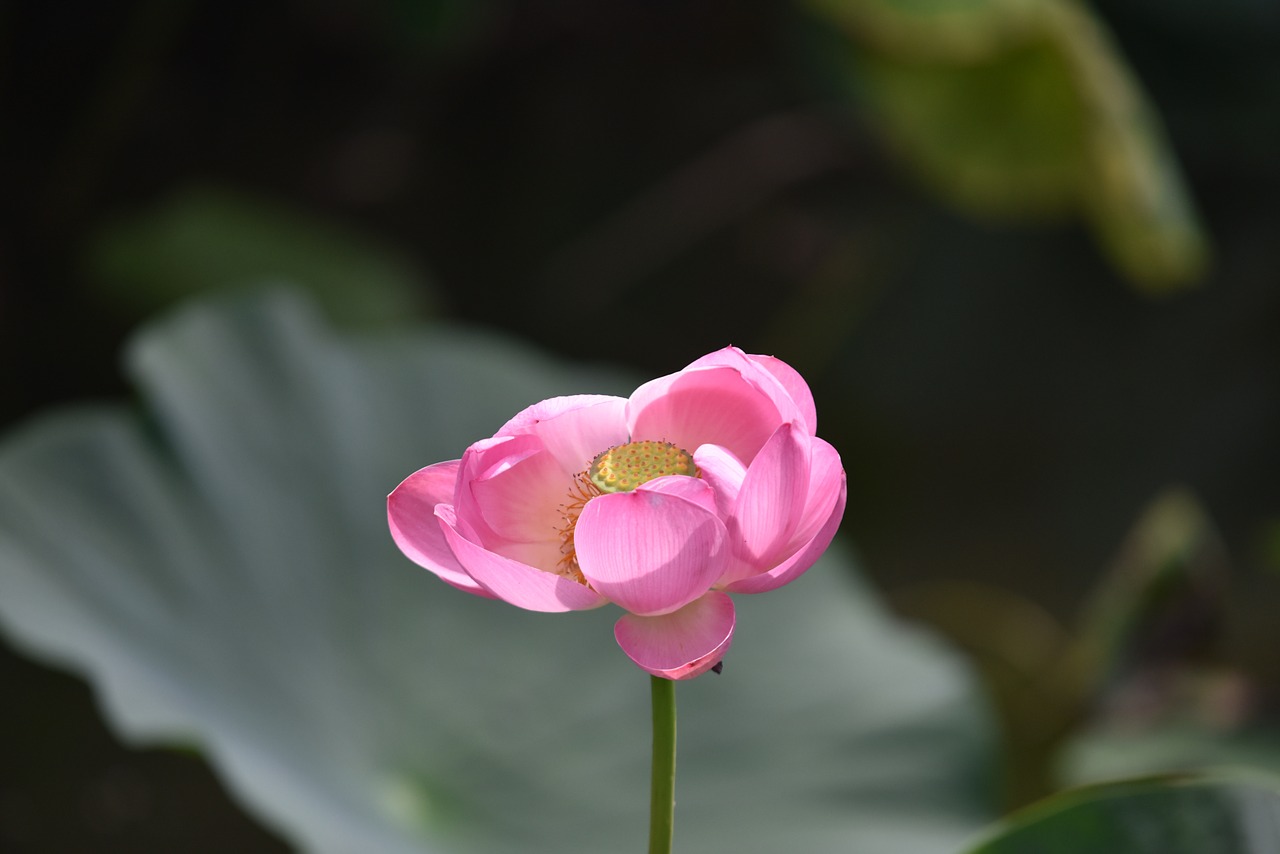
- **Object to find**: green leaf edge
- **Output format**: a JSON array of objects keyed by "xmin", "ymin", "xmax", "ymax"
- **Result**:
[{"xmin": 959, "ymin": 770, "xmax": 1280, "ymax": 852}]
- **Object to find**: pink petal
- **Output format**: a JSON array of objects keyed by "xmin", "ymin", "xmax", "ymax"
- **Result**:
[
  {"xmin": 724, "ymin": 468, "xmax": 846, "ymax": 595},
  {"xmin": 628, "ymin": 365, "xmax": 784, "ymax": 465},
  {"xmin": 467, "ymin": 441, "xmax": 566, "ymax": 544},
  {"xmin": 642, "ymin": 472, "xmax": 720, "ymax": 515},
  {"xmin": 614, "ymin": 592, "xmax": 735, "ymax": 680},
  {"xmin": 685, "ymin": 347, "xmax": 815, "ymax": 435},
  {"xmin": 725, "ymin": 423, "xmax": 810, "ymax": 577},
  {"xmin": 574, "ymin": 480, "xmax": 726, "ymax": 616},
  {"xmin": 437, "ymin": 505, "xmax": 607, "ymax": 612},
  {"xmin": 451, "ymin": 435, "xmax": 539, "ymax": 543},
  {"xmin": 387, "ymin": 462, "xmax": 494, "ymax": 598},
  {"xmin": 692, "ymin": 443, "xmax": 745, "ymax": 518},
  {"xmin": 789, "ymin": 437, "xmax": 844, "ymax": 548},
  {"xmin": 497, "ymin": 395, "xmax": 629, "ymax": 475},
  {"xmin": 746, "ymin": 354, "xmax": 817, "ymax": 436}
]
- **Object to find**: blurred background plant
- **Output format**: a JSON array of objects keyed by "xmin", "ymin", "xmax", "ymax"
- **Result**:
[{"xmin": 3, "ymin": 0, "xmax": 1280, "ymax": 850}]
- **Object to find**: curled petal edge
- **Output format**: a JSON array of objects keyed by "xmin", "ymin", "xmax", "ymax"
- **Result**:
[
  {"xmin": 614, "ymin": 591, "xmax": 736, "ymax": 680},
  {"xmin": 724, "ymin": 472, "xmax": 846, "ymax": 595},
  {"xmin": 387, "ymin": 461, "xmax": 494, "ymax": 598},
  {"xmin": 685, "ymin": 347, "xmax": 816, "ymax": 436},
  {"xmin": 726, "ymin": 422, "xmax": 811, "ymax": 576},
  {"xmin": 496, "ymin": 395, "xmax": 629, "ymax": 475}
]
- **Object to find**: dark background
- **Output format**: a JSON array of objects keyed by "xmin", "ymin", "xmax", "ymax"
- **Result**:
[{"xmin": 3, "ymin": 0, "xmax": 1279, "ymax": 849}]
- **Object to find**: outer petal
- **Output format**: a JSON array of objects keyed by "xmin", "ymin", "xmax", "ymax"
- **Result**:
[
  {"xmin": 574, "ymin": 479, "xmax": 726, "ymax": 616},
  {"xmin": 496, "ymin": 394, "xmax": 629, "ymax": 475},
  {"xmin": 746, "ymin": 354, "xmax": 817, "ymax": 436},
  {"xmin": 691, "ymin": 443, "xmax": 745, "ymax": 518},
  {"xmin": 614, "ymin": 591, "xmax": 736, "ymax": 680},
  {"xmin": 788, "ymin": 437, "xmax": 844, "ymax": 548},
  {"xmin": 437, "ymin": 505, "xmax": 607, "ymax": 612},
  {"xmin": 628, "ymin": 365, "xmax": 785, "ymax": 465},
  {"xmin": 467, "ymin": 442, "xmax": 566, "ymax": 545},
  {"xmin": 724, "ymin": 469, "xmax": 846, "ymax": 595},
  {"xmin": 452, "ymin": 434, "xmax": 540, "ymax": 544},
  {"xmin": 387, "ymin": 461, "xmax": 494, "ymax": 598},
  {"xmin": 685, "ymin": 347, "xmax": 816, "ymax": 436},
  {"xmin": 721, "ymin": 422, "xmax": 810, "ymax": 583}
]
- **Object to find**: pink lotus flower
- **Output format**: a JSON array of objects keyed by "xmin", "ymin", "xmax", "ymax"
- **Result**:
[{"xmin": 387, "ymin": 347, "xmax": 845, "ymax": 680}]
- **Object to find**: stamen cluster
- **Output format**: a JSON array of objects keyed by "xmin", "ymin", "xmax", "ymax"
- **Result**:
[{"xmin": 589, "ymin": 440, "xmax": 698, "ymax": 494}]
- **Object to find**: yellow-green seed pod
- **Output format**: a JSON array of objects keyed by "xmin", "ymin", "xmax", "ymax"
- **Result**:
[{"xmin": 588, "ymin": 440, "xmax": 698, "ymax": 494}]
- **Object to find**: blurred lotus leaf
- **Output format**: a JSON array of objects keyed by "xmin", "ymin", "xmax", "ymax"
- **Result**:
[
  {"xmin": 1060, "ymin": 727, "xmax": 1280, "ymax": 790},
  {"xmin": 0, "ymin": 290, "xmax": 995, "ymax": 853},
  {"xmin": 84, "ymin": 186, "xmax": 431, "ymax": 326},
  {"xmin": 805, "ymin": 0, "xmax": 1209, "ymax": 290},
  {"xmin": 1054, "ymin": 489, "xmax": 1277, "ymax": 791},
  {"xmin": 962, "ymin": 773, "xmax": 1280, "ymax": 853}
]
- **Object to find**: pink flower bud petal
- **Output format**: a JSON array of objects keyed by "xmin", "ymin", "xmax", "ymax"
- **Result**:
[
  {"xmin": 628, "ymin": 365, "xmax": 785, "ymax": 465},
  {"xmin": 726, "ymin": 422, "xmax": 811, "ymax": 577},
  {"xmin": 692, "ymin": 443, "xmax": 746, "ymax": 517},
  {"xmin": 685, "ymin": 346, "xmax": 816, "ymax": 436},
  {"xmin": 437, "ymin": 505, "xmax": 607, "ymax": 612},
  {"xmin": 724, "ymin": 468, "xmax": 846, "ymax": 595},
  {"xmin": 744, "ymin": 353, "xmax": 818, "ymax": 436},
  {"xmin": 790, "ymin": 437, "xmax": 845, "ymax": 548},
  {"xmin": 614, "ymin": 592, "xmax": 735, "ymax": 680},
  {"xmin": 496, "ymin": 395, "xmax": 629, "ymax": 475},
  {"xmin": 387, "ymin": 461, "xmax": 494, "ymax": 597},
  {"xmin": 468, "ymin": 444, "xmax": 566, "ymax": 543},
  {"xmin": 575, "ymin": 481, "xmax": 726, "ymax": 616}
]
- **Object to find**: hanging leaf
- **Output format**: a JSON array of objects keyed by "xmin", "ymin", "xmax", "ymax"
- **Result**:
[{"xmin": 804, "ymin": 0, "xmax": 1210, "ymax": 290}]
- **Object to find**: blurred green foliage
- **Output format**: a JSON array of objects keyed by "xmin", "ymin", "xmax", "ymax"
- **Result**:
[
  {"xmin": 85, "ymin": 186, "xmax": 433, "ymax": 327},
  {"xmin": 805, "ymin": 0, "xmax": 1209, "ymax": 289}
]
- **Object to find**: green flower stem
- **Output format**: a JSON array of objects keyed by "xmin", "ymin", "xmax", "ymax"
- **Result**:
[{"xmin": 648, "ymin": 674, "xmax": 677, "ymax": 854}]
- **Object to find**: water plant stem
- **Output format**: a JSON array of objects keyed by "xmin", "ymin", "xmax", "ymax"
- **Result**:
[{"xmin": 648, "ymin": 675, "xmax": 677, "ymax": 854}]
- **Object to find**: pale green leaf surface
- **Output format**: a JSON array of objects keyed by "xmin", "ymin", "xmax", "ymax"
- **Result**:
[{"xmin": 0, "ymin": 291, "xmax": 994, "ymax": 853}]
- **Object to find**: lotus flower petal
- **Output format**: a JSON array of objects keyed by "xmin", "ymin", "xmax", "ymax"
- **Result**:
[
  {"xmin": 438, "ymin": 505, "xmax": 606, "ymax": 612},
  {"xmin": 729, "ymin": 422, "xmax": 811, "ymax": 569},
  {"xmin": 614, "ymin": 591, "xmax": 735, "ymax": 679},
  {"xmin": 497, "ymin": 395, "xmax": 629, "ymax": 474},
  {"xmin": 686, "ymin": 346, "xmax": 816, "ymax": 436},
  {"xmin": 576, "ymin": 479, "xmax": 726, "ymax": 616},
  {"xmin": 725, "ymin": 471, "xmax": 847, "ymax": 595},
  {"xmin": 627, "ymin": 365, "xmax": 786, "ymax": 465},
  {"xmin": 386, "ymin": 460, "xmax": 492, "ymax": 597}
]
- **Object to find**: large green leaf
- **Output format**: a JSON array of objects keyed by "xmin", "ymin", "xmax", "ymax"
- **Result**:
[
  {"xmin": 0, "ymin": 290, "xmax": 995, "ymax": 853},
  {"xmin": 963, "ymin": 774, "xmax": 1280, "ymax": 853}
]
